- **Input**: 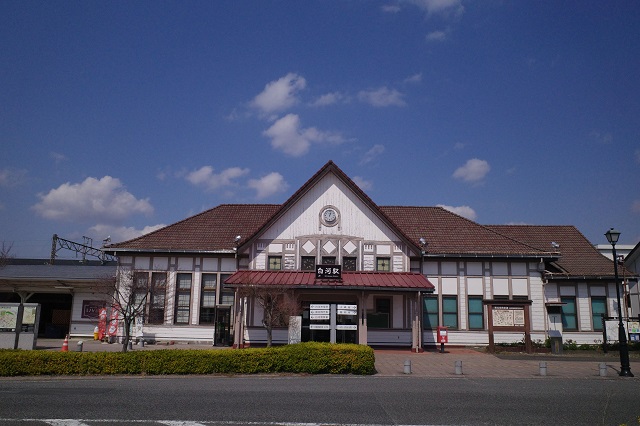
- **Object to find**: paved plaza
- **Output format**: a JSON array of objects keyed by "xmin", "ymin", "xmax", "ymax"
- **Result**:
[{"xmin": 33, "ymin": 338, "xmax": 640, "ymax": 379}]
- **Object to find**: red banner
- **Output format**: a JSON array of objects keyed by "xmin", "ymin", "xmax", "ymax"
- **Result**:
[
  {"xmin": 108, "ymin": 305, "xmax": 120, "ymax": 337},
  {"xmin": 98, "ymin": 307, "xmax": 107, "ymax": 340}
]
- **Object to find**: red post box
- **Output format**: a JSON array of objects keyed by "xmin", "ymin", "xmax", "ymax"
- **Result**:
[{"xmin": 437, "ymin": 326, "xmax": 448, "ymax": 353}]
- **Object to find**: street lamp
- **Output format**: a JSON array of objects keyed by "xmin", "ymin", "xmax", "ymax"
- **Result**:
[{"xmin": 604, "ymin": 228, "xmax": 634, "ymax": 377}]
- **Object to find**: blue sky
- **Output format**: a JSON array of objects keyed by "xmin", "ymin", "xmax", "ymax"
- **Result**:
[{"xmin": 1, "ymin": 0, "xmax": 639, "ymax": 259}]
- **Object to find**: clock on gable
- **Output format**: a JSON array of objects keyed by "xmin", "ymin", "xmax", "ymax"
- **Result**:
[{"xmin": 320, "ymin": 206, "xmax": 340, "ymax": 227}]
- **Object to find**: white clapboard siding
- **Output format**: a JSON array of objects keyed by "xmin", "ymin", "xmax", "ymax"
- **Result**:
[{"xmin": 141, "ymin": 325, "xmax": 215, "ymax": 342}]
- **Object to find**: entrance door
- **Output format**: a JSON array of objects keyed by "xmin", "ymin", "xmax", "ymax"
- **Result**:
[
  {"xmin": 214, "ymin": 307, "xmax": 231, "ymax": 346},
  {"xmin": 302, "ymin": 303, "xmax": 358, "ymax": 344}
]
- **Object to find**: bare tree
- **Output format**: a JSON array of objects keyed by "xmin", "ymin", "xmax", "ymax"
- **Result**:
[
  {"xmin": 0, "ymin": 241, "xmax": 14, "ymax": 269},
  {"xmin": 238, "ymin": 285, "xmax": 301, "ymax": 347},
  {"xmin": 97, "ymin": 268, "xmax": 151, "ymax": 352}
]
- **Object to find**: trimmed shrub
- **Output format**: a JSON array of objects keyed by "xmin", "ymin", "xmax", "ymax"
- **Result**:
[{"xmin": 0, "ymin": 342, "xmax": 375, "ymax": 377}]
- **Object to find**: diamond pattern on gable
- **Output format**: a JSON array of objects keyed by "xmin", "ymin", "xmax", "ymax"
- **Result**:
[
  {"xmin": 343, "ymin": 241, "xmax": 357, "ymax": 254},
  {"xmin": 323, "ymin": 240, "xmax": 336, "ymax": 254},
  {"xmin": 302, "ymin": 240, "xmax": 316, "ymax": 254}
]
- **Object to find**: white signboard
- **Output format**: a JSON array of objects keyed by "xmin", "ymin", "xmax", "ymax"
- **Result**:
[
  {"xmin": 309, "ymin": 324, "xmax": 330, "ymax": 330},
  {"xmin": 311, "ymin": 309, "xmax": 330, "ymax": 315},
  {"xmin": 604, "ymin": 320, "xmax": 640, "ymax": 342},
  {"xmin": 288, "ymin": 316, "xmax": 302, "ymax": 344},
  {"xmin": 310, "ymin": 314, "xmax": 330, "ymax": 320},
  {"xmin": 337, "ymin": 324, "xmax": 358, "ymax": 330},
  {"xmin": 310, "ymin": 304, "xmax": 330, "ymax": 310},
  {"xmin": 337, "ymin": 304, "xmax": 357, "ymax": 310}
]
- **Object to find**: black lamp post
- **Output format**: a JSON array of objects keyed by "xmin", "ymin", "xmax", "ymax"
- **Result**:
[{"xmin": 604, "ymin": 228, "xmax": 633, "ymax": 377}]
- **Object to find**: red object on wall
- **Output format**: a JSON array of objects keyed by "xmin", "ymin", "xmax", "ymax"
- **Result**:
[{"xmin": 437, "ymin": 326, "xmax": 448, "ymax": 344}]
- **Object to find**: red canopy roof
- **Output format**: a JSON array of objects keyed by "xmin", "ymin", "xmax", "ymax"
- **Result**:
[{"xmin": 225, "ymin": 270, "xmax": 434, "ymax": 291}]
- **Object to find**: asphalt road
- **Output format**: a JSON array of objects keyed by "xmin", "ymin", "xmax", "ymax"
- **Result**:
[{"xmin": 0, "ymin": 376, "xmax": 638, "ymax": 425}]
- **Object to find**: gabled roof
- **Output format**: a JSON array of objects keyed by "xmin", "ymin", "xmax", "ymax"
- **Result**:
[
  {"xmin": 107, "ymin": 204, "xmax": 280, "ymax": 252},
  {"xmin": 380, "ymin": 206, "xmax": 549, "ymax": 257},
  {"xmin": 224, "ymin": 270, "xmax": 434, "ymax": 291},
  {"xmin": 239, "ymin": 161, "xmax": 421, "ymax": 253},
  {"xmin": 487, "ymin": 225, "xmax": 636, "ymax": 279}
]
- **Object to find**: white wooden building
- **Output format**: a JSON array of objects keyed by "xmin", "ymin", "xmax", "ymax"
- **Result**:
[{"xmin": 106, "ymin": 161, "xmax": 638, "ymax": 349}]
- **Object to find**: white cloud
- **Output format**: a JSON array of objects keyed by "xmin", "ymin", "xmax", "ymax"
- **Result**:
[
  {"xmin": 248, "ymin": 172, "xmax": 289, "ymax": 199},
  {"xmin": 404, "ymin": 73, "xmax": 423, "ymax": 84},
  {"xmin": 453, "ymin": 158, "xmax": 491, "ymax": 183},
  {"xmin": 410, "ymin": 0, "xmax": 464, "ymax": 16},
  {"xmin": 360, "ymin": 144, "xmax": 385, "ymax": 165},
  {"xmin": 0, "ymin": 168, "xmax": 27, "ymax": 188},
  {"xmin": 352, "ymin": 176, "xmax": 373, "ymax": 191},
  {"xmin": 426, "ymin": 30, "xmax": 447, "ymax": 41},
  {"xmin": 89, "ymin": 223, "xmax": 166, "ymax": 244},
  {"xmin": 358, "ymin": 87, "xmax": 406, "ymax": 107},
  {"xmin": 186, "ymin": 166, "xmax": 250, "ymax": 191},
  {"xmin": 437, "ymin": 204, "xmax": 477, "ymax": 221},
  {"xmin": 50, "ymin": 152, "xmax": 68, "ymax": 164},
  {"xmin": 263, "ymin": 114, "xmax": 347, "ymax": 157},
  {"xmin": 382, "ymin": 4, "xmax": 401, "ymax": 13},
  {"xmin": 250, "ymin": 73, "xmax": 306, "ymax": 117},
  {"xmin": 32, "ymin": 176, "xmax": 153, "ymax": 223},
  {"xmin": 310, "ymin": 92, "xmax": 348, "ymax": 107}
]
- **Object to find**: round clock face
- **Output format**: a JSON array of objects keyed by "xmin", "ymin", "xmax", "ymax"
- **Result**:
[{"xmin": 323, "ymin": 208, "xmax": 337, "ymax": 223}]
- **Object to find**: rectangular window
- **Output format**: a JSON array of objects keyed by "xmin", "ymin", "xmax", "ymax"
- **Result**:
[
  {"xmin": 368, "ymin": 297, "xmax": 391, "ymax": 328},
  {"xmin": 423, "ymin": 296, "xmax": 438, "ymax": 329},
  {"xmin": 376, "ymin": 257, "xmax": 391, "ymax": 272},
  {"xmin": 268, "ymin": 256, "xmax": 282, "ymax": 270},
  {"xmin": 148, "ymin": 272, "xmax": 166, "ymax": 324},
  {"xmin": 342, "ymin": 257, "xmax": 357, "ymax": 271},
  {"xmin": 220, "ymin": 273, "xmax": 235, "ymax": 305},
  {"xmin": 174, "ymin": 273, "xmax": 192, "ymax": 324},
  {"xmin": 468, "ymin": 296, "xmax": 484, "ymax": 330},
  {"xmin": 591, "ymin": 296, "xmax": 607, "ymax": 331},
  {"xmin": 199, "ymin": 274, "xmax": 217, "ymax": 324},
  {"xmin": 561, "ymin": 296, "xmax": 577, "ymax": 331},
  {"xmin": 301, "ymin": 256, "xmax": 316, "ymax": 271},
  {"xmin": 132, "ymin": 272, "xmax": 150, "ymax": 323},
  {"xmin": 442, "ymin": 296, "xmax": 458, "ymax": 329}
]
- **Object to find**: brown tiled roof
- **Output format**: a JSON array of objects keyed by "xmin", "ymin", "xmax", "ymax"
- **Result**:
[
  {"xmin": 380, "ymin": 206, "xmax": 547, "ymax": 256},
  {"xmin": 107, "ymin": 204, "xmax": 280, "ymax": 252},
  {"xmin": 487, "ymin": 225, "xmax": 629, "ymax": 279},
  {"xmin": 224, "ymin": 270, "xmax": 434, "ymax": 291}
]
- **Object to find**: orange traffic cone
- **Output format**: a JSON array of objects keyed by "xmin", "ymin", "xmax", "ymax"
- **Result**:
[{"xmin": 61, "ymin": 334, "xmax": 69, "ymax": 352}]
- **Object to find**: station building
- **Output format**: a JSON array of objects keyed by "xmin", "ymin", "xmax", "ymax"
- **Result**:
[{"xmin": 105, "ymin": 161, "xmax": 637, "ymax": 350}]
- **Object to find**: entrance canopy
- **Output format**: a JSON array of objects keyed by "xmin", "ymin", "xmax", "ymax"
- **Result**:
[{"xmin": 225, "ymin": 270, "xmax": 434, "ymax": 292}]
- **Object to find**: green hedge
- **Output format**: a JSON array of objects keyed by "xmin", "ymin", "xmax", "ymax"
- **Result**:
[{"xmin": 0, "ymin": 342, "xmax": 376, "ymax": 376}]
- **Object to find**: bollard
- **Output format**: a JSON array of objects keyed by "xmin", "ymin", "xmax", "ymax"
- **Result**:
[
  {"xmin": 76, "ymin": 341, "xmax": 83, "ymax": 352},
  {"xmin": 455, "ymin": 360, "xmax": 463, "ymax": 375},
  {"xmin": 404, "ymin": 359, "xmax": 412, "ymax": 374},
  {"xmin": 599, "ymin": 362, "xmax": 607, "ymax": 377},
  {"xmin": 539, "ymin": 361, "xmax": 547, "ymax": 376},
  {"xmin": 128, "ymin": 340, "xmax": 133, "ymax": 350}
]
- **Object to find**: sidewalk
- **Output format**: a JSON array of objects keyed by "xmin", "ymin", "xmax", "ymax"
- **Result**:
[
  {"xmin": 35, "ymin": 338, "xmax": 640, "ymax": 379},
  {"xmin": 374, "ymin": 347, "xmax": 640, "ymax": 379}
]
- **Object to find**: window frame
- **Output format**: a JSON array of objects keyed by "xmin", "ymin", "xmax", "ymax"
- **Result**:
[
  {"xmin": 174, "ymin": 273, "xmax": 192, "ymax": 325},
  {"xmin": 561, "ymin": 296, "xmax": 578, "ymax": 331},
  {"xmin": 148, "ymin": 272, "xmax": 167, "ymax": 325},
  {"xmin": 268, "ymin": 256, "xmax": 282, "ymax": 271},
  {"xmin": 422, "ymin": 295, "xmax": 439, "ymax": 330},
  {"xmin": 590, "ymin": 296, "xmax": 607, "ymax": 331},
  {"xmin": 367, "ymin": 296, "xmax": 392, "ymax": 329},
  {"xmin": 442, "ymin": 296, "xmax": 458, "ymax": 330},
  {"xmin": 376, "ymin": 257, "xmax": 391, "ymax": 272},
  {"xmin": 199, "ymin": 273, "xmax": 217, "ymax": 324},
  {"xmin": 468, "ymin": 296, "xmax": 484, "ymax": 330}
]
